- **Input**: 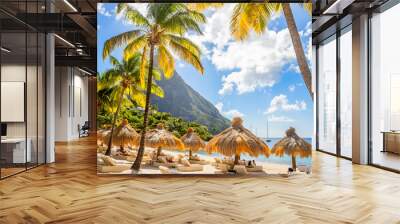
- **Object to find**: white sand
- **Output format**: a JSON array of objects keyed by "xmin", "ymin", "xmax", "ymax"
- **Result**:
[{"xmin": 98, "ymin": 147, "xmax": 294, "ymax": 175}]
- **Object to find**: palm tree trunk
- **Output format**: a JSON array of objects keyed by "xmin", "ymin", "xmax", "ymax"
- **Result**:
[
  {"xmin": 282, "ymin": 3, "xmax": 313, "ymax": 99},
  {"xmin": 132, "ymin": 44, "xmax": 155, "ymax": 171},
  {"xmin": 291, "ymin": 155, "xmax": 297, "ymax": 170},
  {"xmin": 105, "ymin": 88, "xmax": 125, "ymax": 156},
  {"xmin": 156, "ymin": 147, "xmax": 162, "ymax": 158},
  {"xmin": 234, "ymin": 154, "xmax": 240, "ymax": 165}
]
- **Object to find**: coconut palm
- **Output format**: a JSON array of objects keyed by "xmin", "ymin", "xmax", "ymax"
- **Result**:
[
  {"xmin": 102, "ymin": 3, "xmax": 206, "ymax": 171},
  {"xmin": 230, "ymin": 2, "xmax": 312, "ymax": 97},
  {"xmin": 100, "ymin": 53, "xmax": 164, "ymax": 156}
]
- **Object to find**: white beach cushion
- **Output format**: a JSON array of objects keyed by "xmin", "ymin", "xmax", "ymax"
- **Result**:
[
  {"xmin": 177, "ymin": 164, "xmax": 203, "ymax": 172},
  {"xmin": 99, "ymin": 164, "xmax": 131, "ymax": 173},
  {"xmin": 97, "ymin": 157, "xmax": 104, "ymax": 165},
  {"xmin": 102, "ymin": 156, "xmax": 117, "ymax": 166},
  {"xmin": 218, "ymin": 164, "xmax": 229, "ymax": 172},
  {"xmin": 159, "ymin": 166, "xmax": 170, "ymax": 174},
  {"xmin": 180, "ymin": 158, "xmax": 191, "ymax": 167},
  {"xmin": 246, "ymin": 165, "xmax": 263, "ymax": 172},
  {"xmin": 233, "ymin": 165, "xmax": 248, "ymax": 175},
  {"xmin": 159, "ymin": 156, "xmax": 168, "ymax": 164}
]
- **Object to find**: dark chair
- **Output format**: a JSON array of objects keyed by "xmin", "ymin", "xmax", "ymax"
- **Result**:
[{"xmin": 78, "ymin": 121, "xmax": 90, "ymax": 138}]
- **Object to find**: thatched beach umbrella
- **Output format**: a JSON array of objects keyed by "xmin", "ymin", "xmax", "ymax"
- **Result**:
[
  {"xmin": 181, "ymin": 127, "xmax": 206, "ymax": 159},
  {"xmin": 104, "ymin": 119, "xmax": 140, "ymax": 153},
  {"xmin": 145, "ymin": 123, "xmax": 184, "ymax": 158},
  {"xmin": 97, "ymin": 129, "xmax": 110, "ymax": 146},
  {"xmin": 271, "ymin": 127, "xmax": 311, "ymax": 170},
  {"xmin": 205, "ymin": 117, "xmax": 270, "ymax": 165}
]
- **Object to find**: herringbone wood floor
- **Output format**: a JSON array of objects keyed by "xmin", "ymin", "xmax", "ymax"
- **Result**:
[{"xmin": 1, "ymin": 136, "xmax": 400, "ymax": 224}]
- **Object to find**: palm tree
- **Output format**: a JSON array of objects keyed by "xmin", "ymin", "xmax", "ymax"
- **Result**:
[
  {"xmin": 230, "ymin": 3, "xmax": 312, "ymax": 97},
  {"xmin": 99, "ymin": 53, "xmax": 164, "ymax": 156},
  {"xmin": 102, "ymin": 3, "xmax": 205, "ymax": 171}
]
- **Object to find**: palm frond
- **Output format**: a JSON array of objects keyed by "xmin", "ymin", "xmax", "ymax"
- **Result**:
[
  {"xmin": 248, "ymin": 4, "xmax": 271, "ymax": 35},
  {"xmin": 150, "ymin": 83, "xmax": 165, "ymax": 98},
  {"xmin": 168, "ymin": 40, "xmax": 204, "ymax": 74},
  {"xmin": 167, "ymin": 34, "xmax": 201, "ymax": 57},
  {"xmin": 139, "ymin": 46, "xmax": 148, "ymax": 88},
  {"xmin": 301, "ymin": 3, "xmax": 312, "ymax": 15},
  {"xmin": 186, "ymin": 3, "xmax": 223, "ymax": 12},
  {"xmin": 123, "ymin": 35, "xmax": 147, "ymax": 60},
  {"xmin": 148, "ymin": 3, "xmax": 186, "ymax": 24},
  {"xmin": 116, "ymin": 3, "xmax": 128, "ymax": 14},
  {"xmin": 129, "ymin": 90, "xmax": 146, "ymax": 107},
  {"xmin": 230, "ymin": 4, "xmax": 251, "ymax": 41},
  {"xmin": 125, "ymin": 7, "xmax": 151, "ymax": 28},
  {"xmin": 157, "ymin": 45, "xmax": 175, "ymax": 79},
  {"xmin": 162, "ymin": 10, "xmax": 205, "ymax": 35},
  {"xmin": 103, "ymin": 30, "xmax": 143, "ymax": 59},
  {"xmin": 109, "ymin": 56, "xmax": 120, "ymax": 66}
]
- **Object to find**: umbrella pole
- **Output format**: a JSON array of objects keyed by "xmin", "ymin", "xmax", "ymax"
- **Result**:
[
  {"xmin": 189, "ymin": 150, "xmax": 193, "ymax": 159},
  {"xmin": 291, "ymin": 155, "xmax": 297, "ymax": 170},
  {"xmin": 156, "ymin": 147, "xmax": 162, "ymax": 158},
  {"xmin": 234, "ymin": 154, "xmax": 240, "ymax": 165}
]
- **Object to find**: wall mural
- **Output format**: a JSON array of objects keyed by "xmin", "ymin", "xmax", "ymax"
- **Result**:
[{"xmin": 97, "ymin": 2, "xmax": 313, "ymax": 175}]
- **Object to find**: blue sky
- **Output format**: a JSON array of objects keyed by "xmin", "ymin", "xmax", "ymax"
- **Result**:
[{"xmin": 97, "ymin": 3, "xmax": 313, "ymax": 138}]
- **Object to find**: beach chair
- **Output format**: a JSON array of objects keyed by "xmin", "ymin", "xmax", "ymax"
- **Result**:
[
  {"xmin": 98, "ymin": 155, "xmax": 133, "ymax": 173},
  {"xmin": 233, "ymin": 165, "xmax": 248, "ymax": 175},
  {"xmin": 159, "ymin": 166, "xmax": 171, "ymax": 174},
  {"xmin": 176, "ymin": 164, "xmax": 203, "ymax": 172},
  {"xmin": 246, "ymin": 165, "xmax": 263, "ymax": 172},
  {"xmin": 98, "ymin": 164, "xmax": 131, "ymax": 173}
]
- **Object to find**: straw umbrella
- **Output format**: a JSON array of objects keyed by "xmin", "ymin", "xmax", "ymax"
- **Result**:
[
  {"xmin": 271, "ymin": 127, "xmax": 311, "ymax": 170},
  {"xmin": 181, "ymin": 127, "xmax": 206, "ymax": 159},
  {"xmin": 206, "ymin": 117, "xmax": 270, "ymax": 165},
  {"xmin": 97, "ymin": 129, "xmax": 110, "ymax": 146},
  {"xmin": 145, "ymin": 123, "xmax": 184, "ymax": 158},
  {"xmin": 103, "ymin": 119, "xmax": 140, "ymax": 153}
]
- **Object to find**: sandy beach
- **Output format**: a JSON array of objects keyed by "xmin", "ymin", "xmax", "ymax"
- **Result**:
[{"xmin": 97, "ymin": 147, "xmax": 305, "ymax": 175}]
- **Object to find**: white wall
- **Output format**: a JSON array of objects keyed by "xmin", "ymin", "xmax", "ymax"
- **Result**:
[{"xmin": 54, "ymin": 67, "xmax": 89, "ymax": 141}]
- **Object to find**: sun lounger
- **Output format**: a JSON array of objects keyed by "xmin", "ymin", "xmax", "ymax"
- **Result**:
[
  {"xmin": 298, "ymin": 165, "xmax": 311, "ymax": 174},
  {"xmin": 159, "ymin": 166, "xmax": 171, "ymax": 174},
  {"xmin": 97, "ymin": 157, "xmax": 104, "ymax": 165},
  {"xmin": 176, "ymin": 164, "xmax": 203, "ymax": 172},
  {"xmin": 189, "ymin": 159, "xmax": 209, "ymax": 165},
  {"xmin": 152, "ymin": 162, "xmax": 177, "ymax": 168},
  {"xmin": 245, "ymin": 165, "xmax": 263, "ymax": 172},
  {"xmin": 98, "ymin": 164, "xmax": 131, "ymax": 173},
  {"xmin": 233, "ymin": 165, "xmax": 248, "ymax": 175},
  {"xmin": 217, "ymin": 163, "xmax": 229, "ymax": 173}
]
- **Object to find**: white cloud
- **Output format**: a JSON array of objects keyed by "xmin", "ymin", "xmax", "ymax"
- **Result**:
[
  {"xmin": 288, "ymin": 85, "xmax": 296, "ymax": 92},
  {"xmin": 186, "ymin": 5, "xmax": 296, "ymax": 95},
  {"xmin": 265, "ymin": 94, "xmax": 306, "ymax": 114},
  {"xmin": 98, "ymin": 3, "xmax": 111, "ymax": 17},
  {"xmin": 300, "ymin": 21, "xmax": 312, "ymax": 37},
  {"xmin": 287, "ymin": 64, "xmax": 300, "ymax": 74},
  {"xmin": 215, "ymin": 102, "xmax": 244, "ymax": 119},
  {"xmin": 268, "ymin": 115, "xmax": 294, "ymax": 122}
]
